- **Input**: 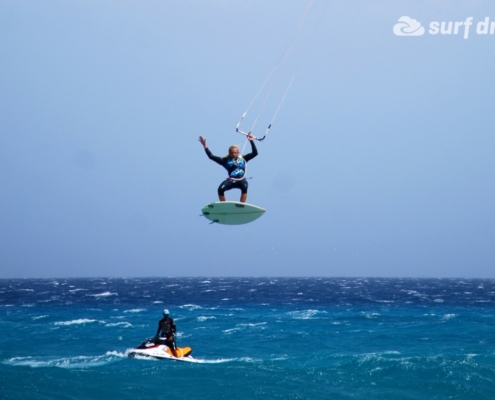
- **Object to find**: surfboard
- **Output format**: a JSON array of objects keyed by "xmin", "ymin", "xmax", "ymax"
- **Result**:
[{"xmin": 201, "ymin": 201, "xmax": 266, "ymax": 225}]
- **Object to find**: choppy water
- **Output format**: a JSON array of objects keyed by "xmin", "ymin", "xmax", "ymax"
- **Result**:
[{"xmin": 1, "ymin": 278, "xmax": 495, "ymax": 399}]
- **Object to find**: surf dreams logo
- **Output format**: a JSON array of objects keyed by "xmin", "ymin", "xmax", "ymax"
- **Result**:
[{"xmin": 393, "ymin": 16, "xmax": 495, "ymax": 39}]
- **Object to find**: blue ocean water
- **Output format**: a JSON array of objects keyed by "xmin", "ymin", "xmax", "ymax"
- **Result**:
[{"xmin": 1, "ymin": 278, "xmax": 495, "ymax": 399}]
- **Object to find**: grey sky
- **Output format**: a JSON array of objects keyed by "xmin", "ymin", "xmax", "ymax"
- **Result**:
[{"xmin": 1, "ymin": 1, "xmax": 494, "ymax": 278}]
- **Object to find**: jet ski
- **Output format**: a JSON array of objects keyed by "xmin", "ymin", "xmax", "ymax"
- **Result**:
[{"xmin": 128, "ymin": 338, "xmax": 193, "ymax": 361}]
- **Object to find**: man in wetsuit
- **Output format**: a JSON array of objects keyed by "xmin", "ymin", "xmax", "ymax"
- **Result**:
[
  {"xmin": 198, "ymin": 134, "xmax": 258, "ymax": 203},
  {"xmin": 155, "ymin": 309, "xmax": 177, "ymax": 356}
]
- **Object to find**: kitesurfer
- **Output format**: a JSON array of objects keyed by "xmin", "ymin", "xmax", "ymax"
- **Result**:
[
  {"xmin": 199, "ymin": 134, "xmax": 258, "ymax": 203},
  {"xmin": 155, "ymin": 309, "xmax": 177, "ymax": 356}
]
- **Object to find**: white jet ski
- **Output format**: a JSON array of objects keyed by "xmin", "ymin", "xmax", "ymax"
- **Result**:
[{"xmin": 128, "ymin": 338, "xmax": 193, "ymax": 362}]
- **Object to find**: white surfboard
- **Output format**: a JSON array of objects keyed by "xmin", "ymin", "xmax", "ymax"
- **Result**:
[{"xmin": 201, "ymin": 201, "xmax": 266, "ymax": 225}]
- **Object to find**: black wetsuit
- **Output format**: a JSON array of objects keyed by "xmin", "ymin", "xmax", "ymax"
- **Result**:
[
  {"xmin": 155, "ymin": 316, "xmax": 177, "ymax": 350},
  {"xmin": 205, "ymin": 141, "xmax": 258, "ymax": 195}
]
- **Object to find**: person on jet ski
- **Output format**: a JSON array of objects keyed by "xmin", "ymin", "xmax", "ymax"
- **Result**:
[{"xmin": 155, "ymin": 309, "xmax": 177, "ymax": 355}]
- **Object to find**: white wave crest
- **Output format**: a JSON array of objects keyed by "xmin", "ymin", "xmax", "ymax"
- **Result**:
[
  {"xmin": 54, "ymin": 319, "xmax": 101, "ymax": 326},
  {"xmin": 197, "ymin": 316, "xmax": 216, "ymax": 322},
  {"xmin": 4, "ymin": 351, "xmax": 125, "ymax": 369},
  {"xmin": 186, "ymin": 358, "xmax": 233, "ymax": 364},
  {"xmin": 88, "ymin": 292, "xmax": 118, "ymax": 297},
  {"xmin": 179, "ymin": 304, "xmax": 203, "ymax": 310},
  {"xmin": 288, "ymin": 310, "xmax": 327, "ymax": 319},
  {"xmin": 32, "ymin": 315, "xmax": 49, "ymax": 320},
  {"xmin": 105, "ymin": 322, "xmax": 132, "ymax": 328},
  {"xmin": 241, "ymin": 322, "xmax": 266, "ymax": 327},
  {"xmin": 222, "ymin": 327, "xmax": 241, "ymax": 334},
  {"xmin": 223, "ymin": 322, "xmax": 266, "ymax": 334}
]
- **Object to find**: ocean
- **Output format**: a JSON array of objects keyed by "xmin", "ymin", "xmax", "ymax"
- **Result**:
[{"xmin": 1, "ymin": 277, "xmax": 495, "ymax": 399}]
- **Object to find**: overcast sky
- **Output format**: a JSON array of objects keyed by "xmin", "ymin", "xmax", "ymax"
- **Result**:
[{"xmin": 1, "ymin": 1, "xmax": 495, "ymax": 278}]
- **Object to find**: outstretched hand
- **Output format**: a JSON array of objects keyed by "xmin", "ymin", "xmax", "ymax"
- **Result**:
[
  {"xmin": 198, "ymin": 136, "xmax": 207, "ymax": 148},
  {"xmin": 247, "ymin": 134, "xmax": 255, "ymax": 141}
]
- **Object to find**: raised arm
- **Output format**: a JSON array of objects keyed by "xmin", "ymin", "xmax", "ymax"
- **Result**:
[
  {"xmin": 199, "ymin": 136, "xmax": 224, "ymax": 165},
  {"xmin": 198, "ymin": 136, "xmax": 208, "ymax": 149},
  {"xmin": 243, "ymin": 135, "xmax": 258, "ymax": 162}
]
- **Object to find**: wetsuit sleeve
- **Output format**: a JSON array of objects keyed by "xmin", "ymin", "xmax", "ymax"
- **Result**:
[
  {"xmin": 156, "ymin": 322, "xmax": 161, "ymax": 337},
  {"xmin": 243, "ymin": 140, "xmax": 258, "ymax": 162},
  {"xmin": 205, "ymin": 148, "xmax": 226, "ymax": 166}
]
